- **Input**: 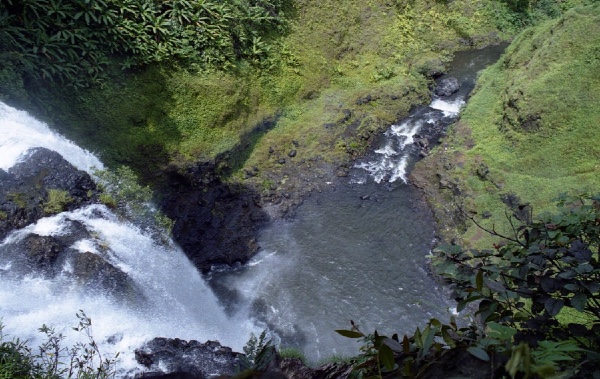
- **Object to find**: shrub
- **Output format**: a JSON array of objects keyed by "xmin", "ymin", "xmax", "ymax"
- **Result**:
[
  {"xmin": 0, "ymin": 0, "xmax": 290, "ymax": 90},
  {"xmin": 43, "ymin": 189, "xmax": 73, "ymax": 215},
  {"xmin": 0, "ymin": 311, "xmax": 119, "ymax": 379},
  {"xmin": 94, "ymin": 166, "xmax": 173, "ymax": 234}
]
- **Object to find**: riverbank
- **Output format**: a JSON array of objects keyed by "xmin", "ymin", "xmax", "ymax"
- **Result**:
[{"xmin": 412, "ymin": 3, "xmax": 600, "ymax": 249}]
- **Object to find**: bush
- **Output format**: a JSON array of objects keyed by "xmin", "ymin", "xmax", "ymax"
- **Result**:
[
  {"xmin": 432, "ymin": 193, "xmax": 600, "ymax": 377},
  {"xmin": 94, "ymin": 166, "xmax": 173, "ymax": 234},
  {"xmin": 43, "ymin": 189, "xmax": 72, "ymax": 215},
  {"xmin": 0, "ymin": 0, "xmax": 290, "ymax": 90}
]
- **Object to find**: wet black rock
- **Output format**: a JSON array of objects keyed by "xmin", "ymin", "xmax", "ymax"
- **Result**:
[
  {"xmin": 435, "ymin": 77, "xmax": 460, "ymax": 97},
  {"xmin": 0, "ymin": 214, "xmax": 141, "ymax": 299},
  {"xmin": 355, "ymin": 94, "xmax": 373, "ymax": 105},
  {"xmin": 134, "ymin": 338, "xmax": 244, "ymax": 379},
  {"xmin": 0, "ymin": 147, "xmax": 98, "ymax": 240},
  {"xmin": 341, "ymin": 109, "xmax": 352, "ymax": 122},
  {"xmin": 288, "ymin": 150, "xmax": 297, "ymax": 158},
  {"xmin": 23, "ymin": 234, "xmax": 62, "ymax": 270},
  {"xmin": 280, "ymin": 359, "xmax": 353, "ymax": 379},
  {"xmin": 159, "ymin": 162, "xmax": 268, "ymax": 273},
  {"xmin": 73, "ymin": 251, "xmax": 136, "ymax": 295}
]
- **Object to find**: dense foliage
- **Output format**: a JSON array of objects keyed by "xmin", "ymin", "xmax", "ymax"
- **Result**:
[
  {"xmin": 0, "ymin": 0, "xmax": 288, "ymax": 89},
  {"xmin": 337, "ymin": 194, "xmax": 600, "ymax": 378}
]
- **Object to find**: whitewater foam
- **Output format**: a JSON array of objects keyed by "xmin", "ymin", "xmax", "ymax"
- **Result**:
[{"xmin": 0, "ymin": 101, "xmax": 103, "ymax": 172}]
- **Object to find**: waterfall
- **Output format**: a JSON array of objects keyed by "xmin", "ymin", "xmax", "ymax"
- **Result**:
[
  {"xmin": 0, "ymin": 102, "xmax": 103, "ymax": 172},
  {"xmin": 0, "ymin": 101, "xmax": 257, "ymax": 376}
]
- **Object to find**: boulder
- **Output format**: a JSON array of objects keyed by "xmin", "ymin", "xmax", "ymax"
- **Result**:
[
  {"xmin": 0, "ymin": 147, "xmax": 98, "ymax": 240},
  {"xmin": 73, "ymin": 251, "xmax": 137, "ymax": 297},
  {"xmin": 23, "ymin": 234, "xmax": 62, "ymax": 271},
  {"xmin": 159, "ymin": 163, "xmax": 268, "ymax": 273},
  {"xmin": 134, "ymin": 338, "xmax": 244, "ymax": 379},
  {"xmin": 434, "ymin": 77, "xmax": 460, "ymax": 97}
]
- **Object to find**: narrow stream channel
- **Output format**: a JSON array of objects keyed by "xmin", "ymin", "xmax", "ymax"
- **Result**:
[{"xmin": 208, "ymin": 45, "xmax": 507, "ymax": 362}]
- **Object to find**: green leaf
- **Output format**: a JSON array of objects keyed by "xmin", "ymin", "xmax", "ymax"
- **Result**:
[
  {"xmin": 402, "ymin": 335, "xmax": 410, "ymax": 354},
  {"xmin": 486, "ymin": 322, "xmax": 517, "ymax": 341},
  {"xmin": 418, "ymin": 327, "xmax": 436, "ymax": 359},
  {"xmin": 544, "ymin": 298, "xmax": 564, "ymax": 317},
  {"xmin": 476, "ymin": 270, "xmax": 483, "ymax": 292},
  {"xmin": 441, "ymin": 327, "xmax": 456, "ymax": 348},
  {"xmin": 570, "ymin": 293, "xmax": 587, "ymax": 312},
  {"xmin": 378, "ymin": 343, "xmax": 395, "ymax": 372},
  {"xmin": 467, "ymin": 346, "xmax": 490, "ymax": 362},
  {"xmin": 335, "ymin": 329, "xmax": 364, "ymax": 338}
]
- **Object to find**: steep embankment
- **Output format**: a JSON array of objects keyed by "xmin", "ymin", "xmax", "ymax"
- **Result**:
[
  {"xmin": 412, "ymin": 4, "xmax": 600, "ymax": 247},
  {"xmin": 2, "ymin": 0, "xmax": 524, "ymax": 268},
  {"xmin": 27, "ymin": 1, "xmax": 514, "ymax": 196}
]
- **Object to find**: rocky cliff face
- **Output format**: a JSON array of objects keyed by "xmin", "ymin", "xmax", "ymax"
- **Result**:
[{"xmin": 158, "ymin": 161, "xmax": 269, "ymax": 274}]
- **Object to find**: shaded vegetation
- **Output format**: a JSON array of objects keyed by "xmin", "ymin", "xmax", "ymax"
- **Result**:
[
  {"xmin": 0, "ymin": 0, "xmax": 289, "ymax": 89},
  {"xmin": 43, "ymin": 189, "xmax": 72, "ymax": 215},
  {"xmin": 1, "ymin": 0, "xmax": 528, "ymax": 194}
]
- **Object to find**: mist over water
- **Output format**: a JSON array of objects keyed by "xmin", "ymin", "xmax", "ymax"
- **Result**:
[
  {"xmin": 208, "ymin": 46, "xmax": 507, "ymax": 362},
  {"xmin": 209, "ymin": 182, "xmax": 455, "ymax": 362}
]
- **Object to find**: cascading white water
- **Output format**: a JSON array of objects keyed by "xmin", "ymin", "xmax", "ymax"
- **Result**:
[
  {"xmin": 429, "ymin": 98, "xmax": 464, "ymax": 117},
  {"xmin": 354, "ymin": 96, "xmax": 464, "ymax": 184},
  {"xmin": 0, "ymin": 101, "xmax": 258, "ymax": 376},
  {"xmin": 0, "ymin": 102, "xmax": 103, "ymax": 172}
]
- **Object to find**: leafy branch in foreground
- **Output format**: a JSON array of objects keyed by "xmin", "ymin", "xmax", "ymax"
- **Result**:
[
  {"xmin": 0, "ymin": 311, "xmax": 119, "ymax": 379},
  {"xmin": 337, "ymin": 193, "xmax": 600, "ymax": 378},
  {"xmin": 238, "ymin": 330, "xmax": 277, "ymax": 374}
]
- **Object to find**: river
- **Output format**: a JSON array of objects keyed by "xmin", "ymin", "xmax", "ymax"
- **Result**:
[
  {"xmin": 0, "ymin": 45, "xmax": 505, "ymax": 375},
  {"xmin": 208, "ymin": 45, "xmax": 507, "ymax": 362}
]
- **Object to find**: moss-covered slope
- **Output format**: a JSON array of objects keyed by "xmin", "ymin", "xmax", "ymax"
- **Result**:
[
  {"xmin": 17, "ymin": 1, "xmax": 520, "ymax": 188},
  {"xmin": 413, "ymin": 4, "xmax": 600, "ymax": 247}
]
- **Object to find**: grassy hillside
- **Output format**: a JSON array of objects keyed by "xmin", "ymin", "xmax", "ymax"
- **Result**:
[
  {"xmin": 413, "ymin": 3, "xmax": 600, "ymax": 247},
  {"xmin": 13, "ymin": 0, "xmax": 520, "ymax": 187}
]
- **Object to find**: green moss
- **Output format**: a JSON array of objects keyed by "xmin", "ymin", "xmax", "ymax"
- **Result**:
[
  {"xmin": 43, "ymin": 189, "xmax": 72, "ymax": 215},
  {"xmin": 99, "ymin": 193, "xmax": 117, "ymax": 209},
  {"xmin": 7, "ymin": 193, "xmax": 27, "ymax": 209},
  {"xmin": 16, "ymin": 0, "xmax": 525, "ymax": 193},
  {"xmin": 421, "ymin": 4, "xmax": 600, "ymax": 248},
  {"xmin": 278, "ymin": 347, "xmax": 307, "ymax": 363}
]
